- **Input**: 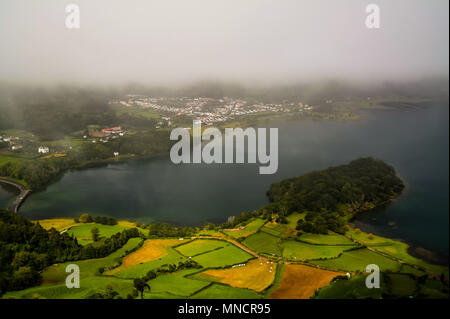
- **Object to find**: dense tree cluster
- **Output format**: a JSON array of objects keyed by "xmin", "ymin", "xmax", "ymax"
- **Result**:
[
  {"xmin": 144, "ymin": 222, "xmax": 196, "ymax": 238},
  {"xmin": 266, "ymin": 158, "xmax": 404, "ymax": 234},
  {"xmin": 74, "ymin": 213, "xmax": 117, "ymax": 226},
  {"xmin": 0, "ymin": 210, "xmax": 141, "ymax": 295}
]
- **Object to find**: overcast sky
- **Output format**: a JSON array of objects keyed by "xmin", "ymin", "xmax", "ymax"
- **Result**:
[{"xmin": 0, "ymin": 0, "xmax": 448, "ymax": 86}]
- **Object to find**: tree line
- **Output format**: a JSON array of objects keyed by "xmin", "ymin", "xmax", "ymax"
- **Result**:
[{"xmin": 0, "ymin": 210, "xmax": 141, "ymax": 294}]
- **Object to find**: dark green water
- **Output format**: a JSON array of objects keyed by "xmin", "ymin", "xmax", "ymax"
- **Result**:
[
  {"xmin": 10, "ymin": 102, "xmax": 449, "ymax": 254},
  {"xmin": 0, "ymin": 182, "xmax": 18, "ymax": 208}
]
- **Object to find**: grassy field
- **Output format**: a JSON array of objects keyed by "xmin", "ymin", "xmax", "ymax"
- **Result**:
[
  {"xmin": 67, "ymin": 223, "xmax": 133, "ymax": 242},
  {"xmin": 195, "ymin": 259, "xmax": 276, "ymax": 292},
  {"xmin": 192, "ymin": 244, "xmax": 253, "ymax": 268},
  {"xmin": 372, "ymin": 242, "xmax": 449, "ymax": 275},
  {"xmin": 121, "ymin": 239, "xmax": 188, "ymax": 268},
  {"xmin": 190, "ymin": 284, "xmax": 262, "ymax": 299},
  {"xmin": 386, "ymin": 273, "xmax": 417, "ymax": 296},
  {"xmin": 270, "ymin": 264, "xmax": 343, "ymax": 299},
  {"xmin": 346, "ymin": 228, "xmax": 395, "ymax": 246},
  {"xmin": 4, "ymin": 276, "xmax": 134, "ymax": 299},
  {"xmin": 222, "ymin": 218, "xmax": 266, "ymax": 239},
  {"xmin": 175, "ymin": 239, "xmax": 227, "ymax": 257},
  {"xmin": 310, "ymin": 248, "xmax": 403, "ymax": 272},
  {"xmin": 242, "ymin": 232, "xmax": 282, "ymax": 256},
  {"xmin": 281, "ymin": 241, "xmax": 351, "ymax": 261},
  {"xmin": 261, "ymin": 221, "xmax": 294, "ymax": 236},
  {"xmin": 35, "ymin": 218, "xmax": 78, "ymax": 232},
  {"xmin": 347, "ymin": 228, "xmax": 448, "ymax": 275},
  {"xmin": 145, "ymin": 269, "xmax": 209, "ymax": 298},
  {"xmin": 260, "ymin": 226, "xmax": 287, "ymax": 238},
  {"xmin": 286, "ymin": 212, "xmax": 305, "ymax": 230},
  {"xmin": 314, "ymin": 274, "xmax": 386, "ymax": 299},
  {"xmin": 298, "ymin": 232, "xmax": 356, "ymax": 246},
  {"xmin": 111, "ymin": 246, "xmax": 187, "ymax": 279},
  {"xmin": 4, "ymin": 237, "xmax": 143, "ymax": 299}
]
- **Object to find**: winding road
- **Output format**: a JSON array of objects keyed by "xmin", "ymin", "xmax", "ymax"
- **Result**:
[{"xmin": 0, "ymin": 177, "xmax": 30, "ymax": 213}]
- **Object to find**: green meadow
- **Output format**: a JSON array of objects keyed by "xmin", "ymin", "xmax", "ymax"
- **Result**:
[
  {"xmin": 67, "ymin": 223, "xmax": 132, "ymax": 240},
  {"xmin": 222, "ymin": 218, "xmax": 266, "ymax": 238},
  {"xmin": 4, "ymin": 237, "xmax": 143, "ymax": 299},
  {"xmin": 146, "ymin": 269, "xmax": 209, "ymax": 297},
  {"xmin": 310, "ymin": 248, "xmax": 403, "ymax": 272},
  {"xmin": 190, "ymin": 284, "xmax": 262, "ymax": 299},
  {"xmin": 242, "ymin": 232, "xmax": 282, "ymax": 256},
  {"xmin": 175, "ymin": 239, "xmax": 227, "ymax": 257},
  {"xmin": 314, "ymin": 274, "xmax": 386, "ymax": 299},
  {"xmin": 281, "ymin": 241, "xmax": 351, "ymax": 261},
  {"xmin": 113, "ymin": 246, "xmax": 187, "ymax": 279},
  {"xmin": 192, "ymin": 244, "xmax": 253, "ymax": 268},
  {"xmin": 298, "ymin": 232, "xmax": 356, "ymax": 246}
]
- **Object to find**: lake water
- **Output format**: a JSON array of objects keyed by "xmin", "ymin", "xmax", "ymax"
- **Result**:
[
  {"xmin": 4, "ymin": 102, "xmax": 448, "ymax": 255},
  {"xmin": 0, "ymin": 182, "xmax": 19, "ymax": 209}
]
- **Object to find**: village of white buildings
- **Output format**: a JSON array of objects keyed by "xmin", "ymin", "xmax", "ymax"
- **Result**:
[
  {"xmin": 1, "ymin": 95, "xmax": 314, "ymax": 159},
  {"xmin": 109, "ymin": 95, "xmax": 314, "ymax": 127}
]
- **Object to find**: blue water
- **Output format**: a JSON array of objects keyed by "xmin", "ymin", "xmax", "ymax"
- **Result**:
[{"xmin": 18, "ymin": 102, "xmax": 449, "ymax": 254}]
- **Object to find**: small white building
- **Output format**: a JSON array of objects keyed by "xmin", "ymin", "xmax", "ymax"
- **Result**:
[
  {"xmin": 38, "ymin": 146, "xmax": 49, "ymax": 154},
  {"xmin": 113, "ymin": 152, "xmax": 120, "ymax": 157}
]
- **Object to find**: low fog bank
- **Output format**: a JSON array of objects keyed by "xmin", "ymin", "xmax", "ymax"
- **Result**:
[{"xmin": 1, "ymin": 76, "xmax": 449, "ymax": 102}]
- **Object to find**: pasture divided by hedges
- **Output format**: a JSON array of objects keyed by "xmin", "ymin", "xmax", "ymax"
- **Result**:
[
  {"xmin": 195, "ymin": 259, "xmax": 276, "ymax": 292},
  {"xmin": 222, "ymin": 218, "xmax": 266, "ymax": 239},
  {"xmin": 175, "ymin": 239, "xmax": 227, "ymax": 257},
  {"xmin": 281, "ymin": 241, "xmax": 352, "ymax": 261},
  {"xmin": 192, "ymin": 244, "xmax": 253, "ymax": 268},
  {"xmin": 190, "ymin": 283, "xmax": 262, "ymax": 299},
  {"xmin": 242, "ymin": 232, "xmax": 282, "ymax": 256}
]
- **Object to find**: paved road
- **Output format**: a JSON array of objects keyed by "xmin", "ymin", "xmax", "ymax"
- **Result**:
[{"xmin": 0, "ymin": 177, "xmax": 31, "ymax": 213}]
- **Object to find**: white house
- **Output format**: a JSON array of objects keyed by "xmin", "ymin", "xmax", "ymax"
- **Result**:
[{"xmin": 38, "ymin": 146, "xmax": 49, "ymax": 154}]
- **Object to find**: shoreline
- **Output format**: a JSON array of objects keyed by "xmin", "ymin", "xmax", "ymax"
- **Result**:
[
  {"xmin": 350, "ymin": 201, "xmax": 449, "ymax": 267},
  {"xmin": 0, "ymin": 177, "xmax": 31, "ymax": 213}
]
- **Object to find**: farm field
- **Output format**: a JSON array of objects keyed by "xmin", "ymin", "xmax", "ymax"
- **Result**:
[
  {"xmin": 67, "ymin": 223, "xmax": 131, "ymax": 241},
  {"xmin": 310, "ymin": 248, "xmax": 403, "ymax": 272},
  {"xmin": 386, "ymin": 274, "xmax": 417, "ymax": 296},
  {"xmin": 4, "ymin": 276, "xmax": 134, "ymax": 299},
  {"xmin": 371, "ymin": 242, "xmax": 449, "ymax": 275},
  {"xmin": 242, "ymin": 232, "xmax": 281, "ymax": 256},
  {"xmin": 175, "ymin": 239, "xmax": 226, "ymax": 257},
  {"xmin": 281, "ymin": 241, "xmax": 351, "ymax": 261},
  {"xmin": 192, "ymin": 244, "xmax": 253, "ymax": 268},
  {"xmin": 121, "ymin": 238, "xmax": 188, "ymax": 268},
  {"xmin": 190, "ymin": 284, "xmax": 262, "ymax": 299},
  {"xmin": 270, "ymin": 264, "xmax": 343, "ymax": 299},
  {"xmin": 110, "ymin": 246, "xmax": 187, "ymax": 279},
  {"xmin": 346, "ymin": 228, "xmax": 448, "ymax": 275},
  {"xmin": 195, "ymin": 259, "xmax": 276, "ymax": 292},
  {"xmin": 286, "ymin": 212, "xmax": 305, "ymax": 230},
  {"xmin": 222, "ymin": 218, "xmax": 266, "ymax": 238},
  {"xmin": 3, "ymin": 238, "xmax": 143, "ymax": 299},
  {"xmin": 43, "ymin": 238, "xmax": 143, "ymax": 282},
  {"xmin": 146, "ymin": 269, "xmax": 209, "ymax": 297},
  {"xmin": 314, "ymin": 274, "xmax": 386, "ymax": 299},
  {"xmin": 298, "ymin": 232, "xmax": 356, "ymax": 246},
  {"xmin": 35, "ymin": 218, "xmax": 78, "ymax": 232},
  {"xmin": 260, "ymin": 226, "xmax": 287, "ymax": 238},
  {"xmin": 263, "ymin": 221, "xmax": 294, "ymax": 236}
]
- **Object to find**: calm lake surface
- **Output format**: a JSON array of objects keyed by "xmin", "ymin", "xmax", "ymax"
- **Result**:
[{"xmin": 4, "ymin": 102, "xmax": 448, "ymax": 254}]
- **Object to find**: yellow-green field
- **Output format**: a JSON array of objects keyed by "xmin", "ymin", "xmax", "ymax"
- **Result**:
[
  {"xmin": 195, "ymin": 259, "xmax": 276, "ymax": 292},
  {"xmin": 270, "ymin": 264, "xmax": 343, "ymax": 299}
]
